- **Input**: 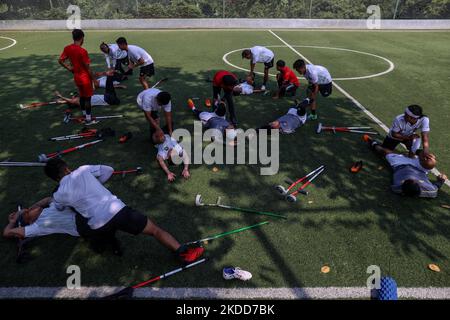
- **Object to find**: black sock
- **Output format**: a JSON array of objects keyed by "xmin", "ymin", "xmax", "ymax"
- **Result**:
[{"xmin": 311, "ymin": 110, "xmax": 317, "ymax": 115}]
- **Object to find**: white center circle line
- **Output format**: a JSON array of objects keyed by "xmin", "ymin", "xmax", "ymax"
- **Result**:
[
  {"xmin": 222, "ymin": 45, "xmax": 395, "ymax": 81},
  {"xmin": 0, "ymin": 36, "xmax": 17, "ymax": 51}
]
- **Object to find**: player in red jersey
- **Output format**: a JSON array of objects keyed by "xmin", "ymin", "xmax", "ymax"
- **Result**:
[
  {"xmin": 273, "ymin": 60, "xmax": 300, "ymax": 99},
  {"xmin": 58, "ymin": 29, "xmax": 96, "ymax": 125},
  {"xmin": 212, "ymin": 70, "xmax": 239, "ymax": 126}
]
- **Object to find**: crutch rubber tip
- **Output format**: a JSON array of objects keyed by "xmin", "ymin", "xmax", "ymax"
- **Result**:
[{"xmin": 286, "ymin": 195, "xmax": 297, "ymax": 203}]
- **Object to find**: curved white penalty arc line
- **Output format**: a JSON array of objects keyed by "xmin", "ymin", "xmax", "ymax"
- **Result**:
[
  {"xmin": 0, "ymin": 36, "xmax": 17, "ymax": 51},
  {"xmin": 222, "ymin": 45, "xmax": 395, "ymax": 81}
]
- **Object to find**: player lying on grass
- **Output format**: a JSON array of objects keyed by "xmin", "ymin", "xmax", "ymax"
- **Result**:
[
  {"xmin": 212, "ymin": 70, "xmax": 239, "ymax": 126},
  {"xmin": 116, "ymin": 37, "xmax": 155, "ymax": 90},
  {"xmin": 137, "ymin": 87, "xmax": 173, "ymax": 139},
  {"xmin": 55, "ymin": 73, "xmax": 121, "ymax": 108},
  {"xmin": 273, "ymin": 60, "xmax": 300, "ymax": 99},
  {"xmin": 153, "ymin": 129, "xmax": 191, "ymax": 183},
  {"xmin": 99, "ymin": 42, "xmax": 129, "ymax": 75},
  {"xmin": 258, "ymin": 98, "xmax": 311, "ymax": 134},
  {"xmin": 187, "ymin": 99, "xmax": 238, "ymax": 146},
  {"xmin": 382, "ymin": 105, "xmax": 430, "ymax": 157},
  {"xmin": 44, "ymin": 159, "xmax": 203, "ymax": 262},
  {"xmin": 3, "ymin": 197, "xmax": 79, "ymax": 240},
  {"xmin": 58, "ymin": 29, "xmax": 96, "ymax": 125},
  {"xmin": 232, "ymin": 75, "xmax": 266, "ymax": 95},
  {"xmin": 293, "ymin": 59, "xmax": 332, "ymax": 121},
  {"xmin": 242, "ymin": 46, "xmax": 275, "ymax": 91},
  {"xmin": 364, "ymin": 135, "xmax": 446, "ymax": 198}
]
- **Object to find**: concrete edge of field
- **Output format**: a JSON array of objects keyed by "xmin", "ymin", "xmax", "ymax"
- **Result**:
[
  {"xmin": 0, "ymin": 287, "xmax": 449, "ymax": 299},
  {"xmin": 1, "ymin": 19, "xmax": 450, "ymax": 30}
]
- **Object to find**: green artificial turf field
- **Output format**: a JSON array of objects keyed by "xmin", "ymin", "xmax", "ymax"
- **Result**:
[{"xmin": 0, "ymin": 30, "xmax": 449, "ymax": 293}]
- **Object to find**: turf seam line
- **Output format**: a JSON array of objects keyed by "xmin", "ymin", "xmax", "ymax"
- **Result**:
[
  {"xmin": 268, "ymin": 29, "xmax": 450, "ymax": 188},
  {"xmin": 0, "ymin": 287, "xmax": 448, "ymax": 299}
]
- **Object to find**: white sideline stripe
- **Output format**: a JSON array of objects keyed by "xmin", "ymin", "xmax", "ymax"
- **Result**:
[
  {"xmin": 0, "ymin": 36, "xmax": 17, "ymax": 51},
  {"xmin": 0, "ymin": 287, "xmax": 449, "ymax": 299},
  {"xmin": 268, "ymin": 30, "xmax": 450, "ymax": 188}
]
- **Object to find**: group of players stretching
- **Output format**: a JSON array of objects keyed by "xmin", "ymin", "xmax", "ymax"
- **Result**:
[{"xmin": 3, "ymin": 29, "xmax": 447, "ymax": 266}]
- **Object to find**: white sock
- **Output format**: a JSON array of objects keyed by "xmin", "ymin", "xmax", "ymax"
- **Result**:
[{"xmin": 86, "ymin": 114, "xmax": 92, "ymax": 121}]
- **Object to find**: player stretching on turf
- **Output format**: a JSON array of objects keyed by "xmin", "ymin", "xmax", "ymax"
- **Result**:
[
  {"xmin": 153, "ymin": 130, "xmax": 191, "ymax": 183},
  {"xmin": 242, "ymin": 46, "xmax": 275, "ymax": 91},
  {"xmin": 58, "ymin": 29, "xmax": 96, "ymax": 125},
  {"xmin": 55, "ymin": 73, "xmax": 121, "ymax": 108},
  {"xmin": 187, "ymin": 99, "xmax": 238, "ymax": 145},
  {"xmin": 3, "ymin": 197, "xmax": 80, "ymax": 240},
  {"xmin": 99, "ymin": 42, "xmax": 129, "ymax": 75},
  {"xmin": 137, "ymin": 88, "xmax": 173, "ymax": 139},
  {"xmin": 293, "ymin": 59, "xmax": 332, "ymax": 120},
  {"xmin": 45, "ymin": 159, "xmax": 203, "ymax": 262},
  {"xmin": 258, "ymin": 99, "xmax": 311, "ymax": 134},
  {"xmin": 212, "ymin": 70, "xmax": 239, "ymax": 126},
  {"xmin": 116, "ymin": 37, "xmax": 155, "ymax": 89},
  {"xmin": 232, "ymin": 75, "xmax": 266, "ymax": 96},
  {"xmin": 382, "ymin": 105, "xmax": 430, "ymax": 157},
  {"xmin": 273, "ymin": 60, "xmax": 300, "ymax": 99},
  {"xmin": 364, "ymin": 135, "xmax": 446, "ymax": 198}
]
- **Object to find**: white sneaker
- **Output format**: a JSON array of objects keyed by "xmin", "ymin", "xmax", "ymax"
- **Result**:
[{"xmin": 223, "ymin": 267, "xmax": 252, "ymax": 281}]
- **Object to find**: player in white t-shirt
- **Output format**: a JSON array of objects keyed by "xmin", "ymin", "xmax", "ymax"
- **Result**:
[
  {"xmin": 116, "ymin": 37, "xmax": 155, "ymax": 89},
  {"xmin": 137, "ymin": 88, "xmax": 173, "ymax": 140},
  {"xmin": 293, "ymin": 59, "xmax": 333, "ymax": 121},
  {"xmin": 242, "ymin": 46, "xmax": 275, "ymax": 90},
  {"xmin": 232, "ymin": 75, "xmax": 266, "ymax": 96},
  {"xmin": 382, "ymin": 105, "xmax": 431, "ymax": 157},
  {"xmin": 3, "ymin": 197, "xmax": 79, "ymax": 240},
  {"xmin": 43, "ymin": 158, "xmax": 203, "ymax": 262},
  {"xmin": 153, "ymin": 130, "xmax": 191, "ymax": 182},
  {"xmin": 99, "ymin": 42, "xmax": 128, "ymax": 75}
]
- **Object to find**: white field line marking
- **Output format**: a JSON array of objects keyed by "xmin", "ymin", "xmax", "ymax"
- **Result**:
[
  {"xmin": 0, "ymin": 36, "xmax": 17, "ymax": 51},
  {"xmin": 268, "ymin": 29, "xmax": 449, "ymax": 188},
  {"xmin": 0, "ymin": 286, "xmax": 449, "ymax": 299},
  {"xmin": 223, "ymin": 45, "xmax": 394, "ymax": 81}
]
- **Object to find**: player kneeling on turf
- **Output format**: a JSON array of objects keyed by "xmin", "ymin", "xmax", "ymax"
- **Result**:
[
  {"xmin": 258, "ymin": 98, "xmax": 311, "ymax": 134},
  {"xmin": 382, "ymin": 105, "xmax": 430, "ymax": 158},
  {"xmin": 153, "ymin": 130, "xmax": 191, "ymax": 183},
  {"xmin": 364, "ymin": 135, "xmax": 447, "ymax": 198},
  {"xmin": 44, "ymin": 159, "xmax": 203, "ymax": 262},
  {"xmin": 273, "ymin": 60, "xmax": 299, "ymax": 99}
]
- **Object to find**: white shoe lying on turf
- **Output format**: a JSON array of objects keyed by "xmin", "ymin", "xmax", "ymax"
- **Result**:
[{"xmin": 223, "ymin": 267, "xmax": 252, "ymax": 281}]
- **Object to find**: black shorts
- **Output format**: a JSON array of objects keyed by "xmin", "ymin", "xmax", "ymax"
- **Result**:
[
  {"xmin": 319, "ymin": 83, "xmax": 333, "ymax": 97},
  {"xmin": 76, "ymin": 206, "xmax": 148, "ymax": 238},
  {"xmin": 382, "ymin": 136, "xmax": 412, "ymax": 151},
  {"xmin": 140, "ymin": 63, "xmax": 155, "ymax": 77},
  {"xmin": 264, "ymin": 58, "xmax": 274, "ymax": 69}
]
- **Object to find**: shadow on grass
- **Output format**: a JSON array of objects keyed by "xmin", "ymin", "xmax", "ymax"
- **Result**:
[{"xmin": 0, "ymin": 54, "xmax": 449, "ymax": 291}]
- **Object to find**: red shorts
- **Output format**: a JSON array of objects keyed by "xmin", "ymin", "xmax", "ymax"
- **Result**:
[{"xmin": 74, "ymin": 74, "xmax": 93, "ymax": 98}]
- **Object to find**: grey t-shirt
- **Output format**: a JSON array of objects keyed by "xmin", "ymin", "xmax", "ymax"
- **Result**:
[
  {"xmin": 206, "ymin": 117, "xmax": 230, "ymax": 133},
  {"xmin": 391, "ymin": 165, "xmax": 439, "ymax": 198},
  {"xmin": 277, "ymin": 108, "xmax": 307, "ymax": 134}
]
